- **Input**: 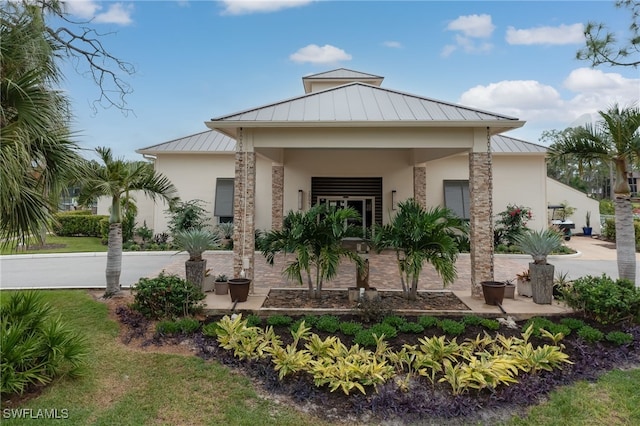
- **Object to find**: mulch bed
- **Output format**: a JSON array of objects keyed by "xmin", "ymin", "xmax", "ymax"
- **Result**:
[{"xmin": 262, "ymin": 289, "xmax": 471, "ymax": 311}]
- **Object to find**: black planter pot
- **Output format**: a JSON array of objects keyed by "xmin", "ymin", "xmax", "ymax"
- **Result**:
[
  {"xmin": 481, "ymin": 281, "xmax": 506, "ymax": 306},
  {"xmin": 228, "ymin": 278, "xmax": 251, "ymax": 303}
]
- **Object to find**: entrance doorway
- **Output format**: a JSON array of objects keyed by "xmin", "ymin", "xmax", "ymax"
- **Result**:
[{"xmin": 317, "ymin": 196, "xmax": 374, "ymax": 236}]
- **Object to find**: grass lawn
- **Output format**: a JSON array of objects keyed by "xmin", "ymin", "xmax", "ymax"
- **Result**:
[
  {"xmin": 0, "ymin": 236, "xmax": 106, "ymax": 255},
  {"xmin": 0, "ymin": 290, "xmax": 330, "ymax": 426},
  {"xmin": 1, "ymin": 290, "xmax": 638, "ymax": 425}
]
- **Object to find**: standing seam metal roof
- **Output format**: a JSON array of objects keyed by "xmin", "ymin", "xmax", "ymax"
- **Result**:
[
  {"xmin": 136, "ymin": 130, "xmax": 546, "ymax": 155},
  {"xmin": 209, "ymin": 82, "xmax": 520, "ymax": 124}
]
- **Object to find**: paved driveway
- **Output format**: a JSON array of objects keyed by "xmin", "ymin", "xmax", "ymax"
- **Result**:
[{"xmin": 0, "ymin": 252, "xmax": 186, "ymax": 290}]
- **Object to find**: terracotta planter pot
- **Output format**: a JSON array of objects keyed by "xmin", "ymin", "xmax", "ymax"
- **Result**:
[
  {"xmin": 228, "ymin": 278, "xmax": 251, "ymax": 302},
  {"xmin": 481, "ymin": 281, "xmax": 506, "ymax": 306}
]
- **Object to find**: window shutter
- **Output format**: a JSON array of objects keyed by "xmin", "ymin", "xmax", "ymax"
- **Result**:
[
  {"xmin": 443, "ymin": 180, "xmax": 469, "ymax": 219},
  {"xmin": 214, "ymin": 179, "xmax": 234, "ymax": 217}
]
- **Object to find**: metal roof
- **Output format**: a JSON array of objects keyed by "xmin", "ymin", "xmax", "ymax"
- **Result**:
[
  {"xmin": 136, "ymin": 130, "xmax": 546, "ymax": 156},
  {"xmin": 136, "ymin": 130, "xmax": 235, "ymax": 155},
  {"xmin": 303, "ymin": 68, "xmax": 384, "ymax": 81},
  {"xmin": 491, "ymin": 134, "xmax": 547, "ymax": 154},
  {"xmin": 207, "ymin": 82, "xmax": 524, "ymax": 138},
  {"xmin": 302, "ymin": 68, "xmax": 384, "ymax": 92}
]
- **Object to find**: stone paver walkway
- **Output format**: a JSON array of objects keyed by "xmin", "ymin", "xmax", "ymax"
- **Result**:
[{"xmin": 159, "ymin": 251, "xmax": 528, "ymax": 294}]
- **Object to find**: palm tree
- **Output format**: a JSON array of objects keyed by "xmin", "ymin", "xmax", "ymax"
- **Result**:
[
  {"xmin": 0, "ymin": 2, "xmax": 83, "ymax": 247},
  {"xmin": 79, "ymin": 147, "xmax": 177, "ymax": 297},
  {"xmin": 372, "ymin": 199, "xmax": 465, "ymax": 300},
  {"xmin": 549, "ymin": 104, "xmax": 640, "ymax": 285},
  {"xmin": 260, "ymin": 203, "xmax": 364, "ymax": 299}
]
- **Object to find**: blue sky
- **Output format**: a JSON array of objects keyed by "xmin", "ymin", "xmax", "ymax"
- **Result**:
[{"xmin": 58, "ymin": 0, "xmax": 639, "ymax": 160}]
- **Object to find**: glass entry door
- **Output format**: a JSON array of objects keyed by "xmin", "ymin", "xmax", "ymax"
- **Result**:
[{"xmin": 317, "ymin": 196, "xmax": 374, "ymax": 236}]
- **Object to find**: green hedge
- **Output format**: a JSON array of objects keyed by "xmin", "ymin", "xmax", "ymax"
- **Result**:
[
  {"xmin": 602, "ymin": 218, "xmax": 640, "ymax": 250},
  {"xmin": 53, "ymin": 212, "xmax": 108, "ymax": 237}
]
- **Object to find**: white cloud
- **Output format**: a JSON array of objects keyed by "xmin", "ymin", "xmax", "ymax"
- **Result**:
[
  {"xmin": 506, "ymin": 23, "xmax": 584, "ymax": 45},
  {"xmin": 443, "ymin": 14, "xmax": 495, "ymax": 56},
  {"xmin": 94, "ymin": 3, "xmax": 133, "ymax": 25},
  {"xmin": 458, "ymin": 68, "xmax": 640, "ymax": 140},
  {"xmin": 446, "ymin": 14, "xmax": 495, "ymax": 38},
  {"xmin": 64, "ymin": 0, "xmax": 101, "ymax": 19},
  {"xmin": 63, "ymin": 1, "xmax": 133, "ymax": 25},
  {"xmin": 289, "ymin": 44, "xmax": 352, "ymax": 64},
  {"xmin": 220, "ymin": 0, "xmax": 314, "ymax": 15},
  {"xmin": 383, "ymin": 41, "xmax": 403, "ymax": 49}
]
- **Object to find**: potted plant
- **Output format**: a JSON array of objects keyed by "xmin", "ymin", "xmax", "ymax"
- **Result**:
[
  {"xmin": 504, "ymin": 279, "xmax": 516, "ymax": 299},
  {"xmin": 516, "ymin": 270, "xmax": 532, "ymax": 297},
  {"xmin": 583, "ymin": 211, "xmax": 593, "ymax": 236},
  {"xmin": 214, "ymin": 274, "xmax": 229, "ymax": 295},
  {"xmin": 173, "ymin": 228, "xmax": 221, "ymax": 291},
  {"xmin": 216, "ymin": 222, "xmax": 234, "ymax": 249},
  {"xmin": 514, "ymin": 228, "xmax": 563, "ymax": 304}
]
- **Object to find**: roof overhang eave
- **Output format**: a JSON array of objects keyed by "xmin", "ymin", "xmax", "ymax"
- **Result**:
[{"xmin": 205, "ymin": 120, "xmax": 526, "ymax": 138}]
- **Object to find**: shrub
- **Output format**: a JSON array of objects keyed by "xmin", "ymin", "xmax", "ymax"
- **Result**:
[
  {"xmin": 494, "ymin": 204, "xmax": 533, "ymax": 247},
  {"xmin": 176, "ymin": 317, "xmax": 201, "ymax": 334},
  {"xmin": 461, "ymin": 315, "xmax": 483, "ymax": 326},
  {"xmin": 246, "ymin": 314, "xmax": 262, "ymax": 327},
  {"xmin": 523, "ymin": 317, "xmax": 570, "ymax": 337},
  {"xmin": 601, "ymin": 218, "xmax": 640, "ymax": 250},
  {"xmin": 315, "ymin": 315, "xmax": 341, "ymax": 333},
  {"xmin": 156, "ymin": 320, "xmax": 180, "ymax": 335},
  {"xmin": 439, "ymin": 319, "xmax": 465, "ymax": 336},
  {"xmin": 352, "ymin": 329, "xmax": 377, "ymax": 347},
  {"xmin": 266, "ymin": 315, "xmax": 293, "ymax": 327},
  {"xmin": 560, "ymin": 317, "xmax": 586, "ymax": 330},
  {"xmin": 165, "ymin": 199, "xmax": 210, "ymax": 233},
  {"xmin": 369, "ymin": 322, "xmax": 398, "ymax": 339},
  {"xmin": 355, "ymin": 296, "xmax": 393, "ymax": 323},
  {"xmin": 202, "ymin": 322, "xmax": 222, "ymax": 337},
  {"xmin": 605, "ymin": 331, "xmax": 634, "ymax": 345},
  {"xmin": 578, "ymin": 325, "xmax": 604, "ymax": 343},
  {"xmin": 417, "ymin": 316, "xmax": 440, "ymax": 328},
  {"xmin": 339, "ymin": 321, "xmax": 363, "ymax": 336},
  {"xmin": 397, "ymin": 321, "xmax": 424, "ymax": 333},
  {"xmin": 382, "ymin": 315, "xmax": 407, "ymax": 328},
  {"xmin": 1, "ymin": 292, "xmax": 88, "ymax": 395},
  {"xmin": 52, "ymin": 212, "xmax": 108, "ymax": 237},
  {"xmin": 480, "ymin": 318, "xmax": 500, "ymax": 331},
  {"xmin": 563, "ymin": 274, "xmax": 640, "ymax": 324},
  {"xmin": 131, "ymin": 272, "xmax": 205, "ymax": 319}
]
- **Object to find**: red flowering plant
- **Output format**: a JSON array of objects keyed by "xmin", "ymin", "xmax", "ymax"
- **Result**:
[{"xmin": 494, "ymin": 204, "xmax": 533, "ymax": 248}]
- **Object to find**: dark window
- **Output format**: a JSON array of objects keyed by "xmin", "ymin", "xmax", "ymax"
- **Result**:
[
  {"xmin": 443, "ymin": 180, "xmax": 470, "ymax": 219},
  {"xmin": 214, "ymin": 178, "xmax": 234, "ymax": 222}
]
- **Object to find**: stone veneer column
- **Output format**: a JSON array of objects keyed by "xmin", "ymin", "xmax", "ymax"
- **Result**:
[
  {"xmin": 469, "ymin": 152, "xmax": 494, "ymax": 298},
  {"xmin": 271, "ymin": 165, "xmax": 284, "ymax": 230},
  {"xmin": 233, "ymin": 150, "xmax": 256, "ymax": 289},
  {"xmin": 413, "ymin": 166, "xmax": 427, "ymax": 208}
]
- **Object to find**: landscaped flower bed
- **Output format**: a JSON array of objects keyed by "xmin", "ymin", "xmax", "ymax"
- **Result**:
[{"xmin": 184, "ymin": 312, "xmax": 639, "ymax": 424}]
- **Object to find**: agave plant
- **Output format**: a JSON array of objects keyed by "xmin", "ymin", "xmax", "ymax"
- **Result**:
[
  {"xmin": 514, "ymin": 228, "xmax": 563, "ymax": 265},
  {"xmin": 173, "ymin": 229, "xmax": 221, "ymax": 261},
  {"xmin": 216, "ymin": 222, "xmax": 234, "ymax": 239}
]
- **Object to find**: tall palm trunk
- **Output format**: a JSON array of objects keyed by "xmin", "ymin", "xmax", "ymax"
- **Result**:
[
  {"xmin": 614, "ymin": 196, "xmax": 636, "ymax": 285},
  {"xmin": 105, "ymin": 223, "xmax": 123, "ymax": 296}
]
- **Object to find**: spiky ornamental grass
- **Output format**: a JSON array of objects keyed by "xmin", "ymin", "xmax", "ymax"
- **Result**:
[
  {"xmin": 173, "ymin": 228, "xmax": 221, "ymax": 261},
  {"xmin": 514, "ymin": 228, "xmax": 563, "ymax": 264}
]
